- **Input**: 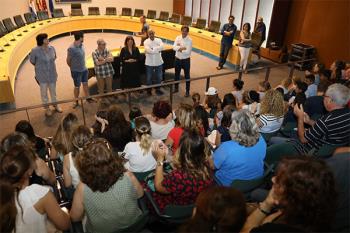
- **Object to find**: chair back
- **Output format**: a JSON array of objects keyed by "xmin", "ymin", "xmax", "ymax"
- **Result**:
[
  {"xmin": 2, "ymin": 18, "xmax": 17, "ymax": 32},
  {"xmin": 147, "ymin": 10, "xmax": 156, "ymax": 19},
  {"xmin": 121, "ymin": 7, "xmax": 132, "ymax": 16},
  {"xmin": 118, "ymin": 210, "xmax": 149, "ymax": 232},
  {"xmin": 53, "ymin": 8, "xmax": 65, "ymax": 18},
  {"xmin": 106, "ymin": 7, "xmax": 117, "ymax": 15},
  {"xmin": 88, "ymin": 7, "xmax": 100, "ymax": 15},
  {"xmin": 24, "ymin": 12, "xmax": 36, "ymax": 24},
  {"xmin": 265, "ymin": 142, "xmax": 299, "ymax": 168},
  {"xmin": 13, "ymin": 15, "xmax": 26, "ymax": 27},
  {"xmin": 181, "ymin": 16, "xmax": 192, "ymax": 26},
  {"xmin": 71, "ymin": 3, "xmax": 81, "ymax": 10},
  {"xmin": 159, "ymin": 11, "xmax": 169, "ymax": 21},
  {"xmin": 133, "ymin": 170, "xmax": 154, "ymax": 182},
  {"xmin": 170, "ymin": 13, "xmax": 181, "ymax": 24},
  {"xmin": 71, "ymin": 9, "xmax": 84, "ymax": 16},
  {"xmin": 37, "ymin": 10, "xmax": 49, "ymax": 21},
  {"xmin": 208, "ymin": 20, "xmax": 221, "ymax": 33},
  {"xmin": 195, "ymin": 18, "xmax": 206, "ymax": 29},
  {"xmin": 163, "ymin": 204, "xmax": 194, "ymax": 223},
  {"xmin": 234, "ymin": 29, "xmax": 240, "ymax": 40},
  {"xmin": 134, "ymin": 9, "xmax": 144, "ymax": 17},
  {"xmin": 0, "ymin": 22, "xmax": 8, "ymax": 37}
]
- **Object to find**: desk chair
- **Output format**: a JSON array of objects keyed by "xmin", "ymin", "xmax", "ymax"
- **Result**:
[
  {"xmin": 134, "ymin": 9, "xmax": 144, "ymax": 17},
  {"xmin": 71, "ymin": 9, "xmax": 84, "ymax": 16},
  {"xmin": 2, "ymin": 18, "xmax": 18, "ymax": 32},
  {"xmin": 71, "ymin": 3, "xmax": 81, "ymax": 10},
  {"xmin": 88, "ymin": 7, "xmax": 100, "ymax": 15},
  {"xmin": 208, "ymin": 20, "xmax": 221, "ymax": 33},
  {"xmin": 13, "ymin": 15, "xmax": 26, "ymax": 28},
  {"xmin": 0, "ymin": 22, "xmax": 8, "ymax": 37},
  {"xmin": 158, "ymin": 11, "xmax": 169, "ymax": 21},
  {"xmin": 169, "ymin": 13, "xmax": 181, "ymax": 24},
  {"xmin": 105, "ymin": 7, "xmax": 117, "ymax": 15},
  {"xmin": 147, "ymin": 10, "xmax": 156, "ymax": 19},
  {"xmin": 193, "ymin": 18, "xmax": 206, "ymax": 29},
  {"xmin": 181, "ymin": 16, "xmax": 192, "ymax": 26},
  {"xmin": 52, "ymin": 8, "xmax": 65, "ymax": 18},
  {"xmin": 121, "ymin": 7, "xmax": 132, "ymax": 16},
  {"xmin": 234, "ymin": 30, "xmax": 240, "ymax": 40},
  {"xmin": 37, "ymin": 11, "xmax": 49, "ymax": 21},
  {"xmin": 24, "ymin": 12, "xmax": 37, "ymax": 24}
]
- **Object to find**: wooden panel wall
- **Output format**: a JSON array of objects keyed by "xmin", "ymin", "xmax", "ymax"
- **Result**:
[
  {"xmin": 284, "ymin": 0, "xmax": 350, "ymax": 67},
  {"xmin": 173, "ymin": 0, "xmax": 186, "ymax": 15}
]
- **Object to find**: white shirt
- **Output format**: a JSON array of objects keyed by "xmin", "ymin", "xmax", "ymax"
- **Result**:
[
  {"xmin": 173, "ymin": 35, "xmax": 192, "ymax": 60},
  {"xmin": 150, "ymin": 120, "xmax": 175, "ymax": 140},
  {"xmin": 68, "ymin": 152, "xmax": 80, "ymax": 188},
  {"xmin": 16, "ymin": 184, "xmax": 50, "ymax": 233},
  {"xmin": 123, "ymin": 141, "xmax": 157, "ymax": 172},
  {"xmin": 144, "ymin": 37, "xmax": 164, "ymax": 66},
  {"xmin": 258, "ymin": 114, "xmax": 284, "ymax": 133}
]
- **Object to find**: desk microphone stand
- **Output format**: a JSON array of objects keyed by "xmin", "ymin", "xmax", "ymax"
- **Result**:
[
  {"xmin": 2, "ymin": 37, "xmax": 10, "ymax": 46},
  {"xmin": 10, "ymin": 33, "xmax": 16, "ymax": 41}
]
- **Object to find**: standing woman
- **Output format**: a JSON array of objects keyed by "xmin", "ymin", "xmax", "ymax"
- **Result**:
[
  {"xmin": 120, "ymin": 36, "xmax": 141, "ymax": 89},
  {"xmin": 238, "ymin": 23, "xmax": 252, "ymax": 73},
  {"xmin": 30, "ymin": 33, "xmax": 62, "ymax": 117},
  {"xmin": 92, "ymin": 39, "xmax": 115, "ymax": 95}
]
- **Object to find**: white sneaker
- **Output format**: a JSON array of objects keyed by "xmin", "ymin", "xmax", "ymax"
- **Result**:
[
  {"xmin": 54, "ymin": 105, "xmax": 63, "ymax": 113},
  {"xmin": 72, "ymin": 101, "xmax": 79, "ymax": 109},
  {"xmin": 45, "ymin": 108, "xmax": 53, "ymax": 117}
]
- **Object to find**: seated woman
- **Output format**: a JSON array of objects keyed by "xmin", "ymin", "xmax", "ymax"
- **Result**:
[
  {"xmin": 216, "ymin": 105, "xmax": 236, "ymax": 144},
  {"xmin": 70, "ymin": 139, "xmax": 144, "ymax": 233},
  {"xmin": 102, "ymin": 105, "xmax": 133, "ymax": 152},
  {"xmin": 147, "ymin": 100, "xmax": 174, "ymax": 141},
  {"xmin": 63, "ymin": 125, "xmax": 93, "ymax": 189},
  {"xmin": 242, "ymin": 157, "xmax": 337, "ymax": 232},
  {"xmin": 166, "ymin": 103, "xmax": 196, "ymax": 155},
  {"xmin": 150, "ymin": 129, "xmax": 214, "ymax": 213},
  {"xmin": 1, "ymin": 132, "xmax": 56, "ymax": 186},
  {"xmin": 213, "ymin": 110, "xmax": 266, "ymax": 186},
  {"xmin": 257, "ymin": 90, "xmax": 285, "ymax": 134},
  {"xmin": 0, "ymin": 146, "xmax": 70, "ymax": 233},
  {"xmin": 180, "ymin": 186, "xmax": 247, "ymax": 232},
  {"xmin": 124, "ymin": 117, "xmax": 157, "ymax": 172},
  {"xmin": 241, "ymin": 90, "xmax": 261, "ymax": 116}
]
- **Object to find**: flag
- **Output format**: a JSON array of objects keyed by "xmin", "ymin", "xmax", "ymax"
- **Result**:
[
  {"xmin": 48, "ymin": 0, "xmax": 54, "ymax": 15},
  {"xmin": 41, "ymin": 0, "xmax": 48, "ymax": 10},
  {"xmin": 36, "ymin": 0, "xmax": 43, "ymax": 11},
  {"xmin": 29, "ymin": 0, "xmax": 37, "ymax": 17}
]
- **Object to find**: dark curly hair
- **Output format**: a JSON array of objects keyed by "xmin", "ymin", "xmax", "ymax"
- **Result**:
[
  {"xmin": 274, "ymin": 157, "xmax": 337, "ymax": 232},
  {"xmin": 152, "ymin": 100, "xmax": 172, "ymax": 119},
  {"xmin": 76, "ymin": 138, "xmax": 126, "ymax": 192}
]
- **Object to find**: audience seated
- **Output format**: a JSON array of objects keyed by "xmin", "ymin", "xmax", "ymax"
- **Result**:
[
  {"xmin": 194, "ymin": 105, "xmax": 210, "ymax": 137},
  {"xmin": 213, "ymin": 110, "xmax": 266, "ymax": 186},
  {"xmin": 204, "ymin": 87, "xmax": 222, "ymax": 119},
  {"xmin": 304, "ymin": 74, "xmax": 317, "ymax": 98},
  {"xmin": 241, "ymin": 90, "xmax": 260, "ymax": 116},
  {"xmin": 232, "ymin": 79, "xmax": 245, "ymax": 104},
  {"xmin": 179, "ymin": 186, "xmax": 247, "ymax": 232},
  {"xmin": 70, "ymin": 138, "xmax": 144, "ymax": 232},
  {"xmin": 242, "ymin": 157, "xmax": 337, "ymax": 232},
  {"xmin": 216, "ymin": 105, "xmax": 235, "ymax": 144},
  {"xmin": 257, "ymin": 80, "xmax": 271, "ymax": 100},
  {"xmin": 0, "ymin": 146, "xmax": 70, "ymax": 233},
  {"xmin": 123, "ymin": 116, "xmax": 157, "ymax": 172}
]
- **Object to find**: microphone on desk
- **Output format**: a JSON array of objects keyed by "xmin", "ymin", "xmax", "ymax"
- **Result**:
[
  {"xmin": 2, "ymin": 37, "xmax": 10, "ymax": 46},
  {"xmin": 211, "ymin": 34, "xmax": 216, "ymax": 38},
  {"xmin": 10, "ymin": 33, "xmax": 16, "ymax": 41},
  {"xmin": 0, "ymin": 46, "xmax": 5, "ymax": 52},
  {"xmin": 198, "ymin": 30, "xmax": 202, "ymax": 33}
]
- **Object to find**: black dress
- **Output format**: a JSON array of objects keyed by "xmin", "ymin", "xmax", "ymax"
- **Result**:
[{"xmin": 120, "ymin": 47, "xmax": 141, "ymax": 88}]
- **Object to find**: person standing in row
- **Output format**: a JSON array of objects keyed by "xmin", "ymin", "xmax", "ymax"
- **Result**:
[
  {"xmin": 120, "ymin": 36, "xmax": 141, "ymax": 89},
  {"xmin": 238, "ymin": 23, "xmax": 252, "ymax": 73},
  {"xmin": 144, "ymin": 29, "xmax": 164, "ymax": 96},
  {"xmin": 30, "ymin": 33, "xmax": 62, "ymax": 117},
  {"xmin": 92, "ymin": 39, "xmax": 114, "ymax": 95},
  {"xmin": 67, "ymin": 31, "xmax": 91, "ymax": 108},
  {"xmin": 254, "ymin": 16, "xmax": 266, "ymax": 60},
  {"xmin": 173, "ymin": 25, "xmax": 192, "ymax": 97},
  {"xmin": 216, "ymin": 16, "xmax": 237, "ymax": 70},
  {"xmin": 134, "ymin": 15, "xmax": 149, "ymax": 46}
]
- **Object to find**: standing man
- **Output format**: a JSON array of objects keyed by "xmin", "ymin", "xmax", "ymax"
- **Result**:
[
  {"xmin": 216, "ymin": 15, "xmax": 237, "ymax": 70},
  {"xmin": 134, "ymin": 15, "xmax": 149, "ymax": 46},
  {"xmin": 144, "ymin": 29, "xmax": 164, "ymax": 96},
  {"xmin": 30, "ymin": 33, "xmax": 62, "ymax": 117},
  {"xmin": 173, "ymin": 25, "xmax": 192, "ymax": 97},
  {"xmin": 92, "ymin": 39, "xmax": 114, "ymax": 95},
  {"xmin": 254, "ymin": 16, "xmax": 266, "ymax": 60},
  {"xmin": 67, "ymin": 31, "xmax": 91, "ymax": 108}
]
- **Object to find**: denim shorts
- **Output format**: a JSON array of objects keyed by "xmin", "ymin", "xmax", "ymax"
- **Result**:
[{"xmin": 71, "ymin": 70, "xmax": 88, "ymax": 87}]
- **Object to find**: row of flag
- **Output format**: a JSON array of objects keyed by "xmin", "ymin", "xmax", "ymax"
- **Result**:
[{"xmin": 29, "ymin": 0, "xmax": 54, "ymax": 17}]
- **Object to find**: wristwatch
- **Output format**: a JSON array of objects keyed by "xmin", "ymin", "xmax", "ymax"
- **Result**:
[{"xmin": 157, "ymin": 161, "xmax": 164, "ymax": 167}]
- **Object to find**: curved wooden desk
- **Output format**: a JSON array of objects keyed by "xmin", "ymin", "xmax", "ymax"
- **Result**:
[{"xmin": 0, "ymin": 16, "xmax": 242, "ymax": 103}]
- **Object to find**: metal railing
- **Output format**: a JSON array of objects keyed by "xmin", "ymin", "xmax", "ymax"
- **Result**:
[{"xmin": 0, "ymin": 59, "xmax": 314, "ymax": 125}]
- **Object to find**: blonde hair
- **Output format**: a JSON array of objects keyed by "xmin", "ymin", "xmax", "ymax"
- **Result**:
[
  {"xmin": 135, "ymin": 117, "xmax": 152, "ymax": 155},
  {"xmin": 230, "ymin": 110, "xmax": 260, "ymax": 147},
  {"xmin": 176, "ymin": 103, "xmax": 196, "ymax": 129},
  {"xmin": 53, "ymin": 113, "xmax": 79, "ymax": 154},
  {"xmin": 260, "ymin": 90, "xmax": 285, "ymax": 117},
  {"xmin": 281, "ymin": 77, "xmax": 292, "ymax": 89}
]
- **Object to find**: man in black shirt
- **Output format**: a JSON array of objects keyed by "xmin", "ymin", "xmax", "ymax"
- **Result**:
[
  {"xmin": 216, "ymin": 15, "xmax": 237, "ymax": 70},
  {"xmin": 254, "ymin": 16, "xmax": 266, "ymax": 60}
]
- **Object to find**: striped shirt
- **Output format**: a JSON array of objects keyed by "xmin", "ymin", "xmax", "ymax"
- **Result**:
[
  {"xmin": 92, "ymin": 48, "xmax": 115, "ymax": 78},
  {"xmin": 258, "ymin": 114, "xmax": 284, "ymax": 133},
  {"xmin": 296, "ymin": 108, "xmax": 350, "ymax": 154}
]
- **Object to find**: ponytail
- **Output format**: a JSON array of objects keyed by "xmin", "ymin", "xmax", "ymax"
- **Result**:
[
  {"xmin": 134, "ymin": 117, "xmax": 152, "ymax": 155},
  {"xmin": 139, "ymin": 133, "xmax": 152, "ymax": 155},
  {"xmin": 0, "ymin": 182, "xmax": 17, "ymax": 233}
]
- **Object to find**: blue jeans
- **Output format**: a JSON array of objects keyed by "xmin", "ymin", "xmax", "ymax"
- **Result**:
[
  {"xmin": 146, "ymin": 65, "xmax": 162, "ymax": 90},
  {"xmin": 219, "ymin": 42, "xmax": 232, "ymax": 67},
  {"xmin": 71, "ymin": 70, "xmax": 88, "ymax": 87},
  {"xmin": 175, "ymin": 58, "xmax": 190, "ymax": 93}
]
